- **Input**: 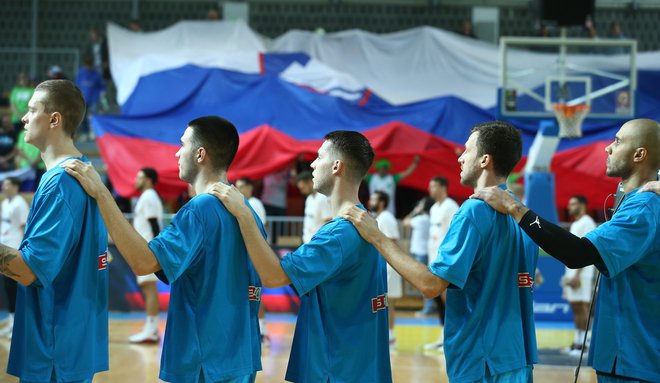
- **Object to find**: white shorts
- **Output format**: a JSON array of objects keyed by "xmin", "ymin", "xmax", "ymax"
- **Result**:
[
  {"xmin": 562, "ymin": 277, "xmax": 594, "ymax": 302},
  {"xmin": 561, "ymin": 266, "xmax": 595, "ymax": 302},
  {"xmin": 137, "ymin": 274, "xmax": 159, "ymax": 285},
  {"xmin": 387, "ymin": 264, "xmax": 403, "ymax": 299}
]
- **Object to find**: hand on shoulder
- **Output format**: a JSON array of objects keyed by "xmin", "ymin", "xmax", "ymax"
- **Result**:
[{"xmin": 638, "ymin": 181, "xmax": 660, "ymax": 196}]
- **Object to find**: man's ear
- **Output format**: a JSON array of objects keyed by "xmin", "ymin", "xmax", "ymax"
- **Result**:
[
  {"xmin": 632, "ymin": 147, "xmax": 647, "ymax": 164},
  {"xmin": 50, "ymin": 111, "xmax": 62, "ymax": 129},
  {"xmin": 480, "ymin": 153, "xmax": 492, "ymax": 170},
  {"xmin": 332, "ymin": 159, "xmax": 343, "ymax": 175},
  {"xmin": 197, "ymin": 147, "xmax": 207, "ymax": 163}
]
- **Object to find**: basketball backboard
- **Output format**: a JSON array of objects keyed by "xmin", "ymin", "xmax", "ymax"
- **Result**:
[{"xmin": 498, "ymin": 35, "xmax": 637, "ymax": 120}]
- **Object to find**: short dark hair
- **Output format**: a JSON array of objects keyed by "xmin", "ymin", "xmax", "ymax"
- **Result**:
[
  {"xmin": 5, "ymin": 177, "xmax": 21, "ymax": 188},
  {"xmin": 237, "ymin": 177, "xmax": 254, "ymax": 186},
  {"xmin": 471, "ymin": 121, "xmax": 522, "ymax": 177},
  {"xmin": 188, "ymin": 116, "xmax": 239, "ymax": 172},
  {"xmin": 430, "ymin": 176, "xmax": 448, "ymax": 188},
  {"xmin": 323, "ymin": 130, "xmax": 374, "ymax": 182},
  {"xmin": 296, "ymin": 171, "xmax": 313, "ymax": 183},
  {"xmin": 140, "ymin": 167, "xmax": 158, "ymax": 185},
  {"xmin": 571, "ymin": 195, "xmax": 588, "ymax": 206},
  {"xmin": 373, "ymin": 190, "xmax": 390, "ymax": 209},
  {"xmin": 35, "ymin": 80, "xmax": 86, "ymax": 138}
]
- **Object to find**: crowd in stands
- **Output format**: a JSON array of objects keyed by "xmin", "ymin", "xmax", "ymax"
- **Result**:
[{"xmin": 2, "ymin": 74, "xmax": 45, "ymax": 193}]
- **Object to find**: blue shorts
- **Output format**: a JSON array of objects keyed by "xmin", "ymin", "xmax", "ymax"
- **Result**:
[
  {"xmin": 197, "ymin": 373, "xmax": 256, "ymax": 383},
  {"xmin": 471, "ymin": 366, "xmax": 533, "ymax": 383}
]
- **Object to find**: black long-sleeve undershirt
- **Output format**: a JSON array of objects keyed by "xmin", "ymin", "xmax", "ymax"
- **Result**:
[
  {"xmin": 519, "ymin": 210, "xmax": 603, "ymax": 269},
  {"xmin": 148, "ymin": 217, "xmax": 161, "ymax": 239},
  {"xmin": 148, "ymin": 217, "xmax": 167, "ymax": 283}
]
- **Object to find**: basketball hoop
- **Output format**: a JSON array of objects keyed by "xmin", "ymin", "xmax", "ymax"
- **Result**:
[{"xmin": 553, "ymin": 103, "xmax": 590, "ymax": 138}]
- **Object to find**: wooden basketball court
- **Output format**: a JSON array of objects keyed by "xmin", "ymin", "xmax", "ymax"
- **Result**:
[{"xmin": 0, "ymin": 312, "xmax": 597, "ymax": 382}]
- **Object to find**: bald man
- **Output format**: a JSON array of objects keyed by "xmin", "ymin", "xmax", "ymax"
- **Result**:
[{"xmin": 473, "ymin": 119, "xmax": 660, "ymax": 383}]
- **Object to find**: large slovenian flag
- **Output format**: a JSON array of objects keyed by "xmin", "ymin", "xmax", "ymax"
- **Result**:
[{"xmin": 95, "ymin": 20, "xmax": 660, "ymax": 210}]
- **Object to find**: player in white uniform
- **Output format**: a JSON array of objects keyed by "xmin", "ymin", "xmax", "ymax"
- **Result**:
[
  {"xmin": 425, "ymin": 176, "xmax": 459, "ymax": 351},
  {"xmin": 402, "ymin": 197, "xmax": 434, "ymax": 316},
  {"xmin": 0, "ymin": 177, "xmax": 29, "ymax": 339},
  {"xmin": 560, "ymin": 195, "xmax": 597, "ymax": 355},
  {"xmin": 128, "ymin": 168, "xmax": 164, "ymax": 343},
  {"xmin": 296, "ymin": 171, "xmax": 332, "ymax": 244},
  {"xmin": 369, "ymin": 191, "xmax": 402, "ymax": 348}
]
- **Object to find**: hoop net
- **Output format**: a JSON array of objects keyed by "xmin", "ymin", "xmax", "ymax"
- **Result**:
[{"xmin": 553, "ymin": 103, "xmax": 590, "ymax": 138}]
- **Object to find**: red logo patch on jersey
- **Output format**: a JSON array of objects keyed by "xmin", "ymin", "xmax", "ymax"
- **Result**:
[
  {"xmin": 98, "ymin": 251, "xmax": 108, "ymax": 270},
  {"xmin": 518, "ymin": 272, "xmax": 534, "ymax": 288},
  {"xmin": 248, "ymin": 286, "xmax": 262, "ymax": 301},
  {"xmin": 371, "ymin": 294, "xmax": 388, "ymax": 313}
]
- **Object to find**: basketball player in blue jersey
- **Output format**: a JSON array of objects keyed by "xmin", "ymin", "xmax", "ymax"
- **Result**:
[
  {"xmin": 473, "ymin": 118, "xmax": 660, "ymax": 383},
  {"xmin": 210, "ymin": 131, "xmax": 392, "ymax": 383},
  {"xmin": 344, "ymin": 121, "xmax": 539, "ymax": 383},
  {"xmin": 62, "ymin": 116, "xmax": 263, "ymax": 383},
  {"xmin": 0, "ymin": 80, "xmax": 108, "ymax": 383}
]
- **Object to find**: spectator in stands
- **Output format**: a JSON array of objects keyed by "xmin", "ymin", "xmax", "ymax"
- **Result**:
[
  {"xmin": 366, "ymin": 155, "xmax": 420, "ymax": 217},
  {"xmin": 609, "ymin": 21, "xmax": 625, "ymax": 40},
  {"xmin": 128, "ymin": 19, "xmax": 143, "ymax": 32},
  {"xmin": 75, "ymin": 56, "xmax": 107, "ymax": 141},
  {"xmin": 47, "ymin": 66, "xmax": 67, "ymax": 80},
  {"xmin": 0, "ymin": 115, "xmax": 18, "ymax": 172},
  {"xmin": 608, "ymin": 21, "xmax": 626, "ymax": 54},
  {"xmin": 207, "ymin": 8, "xmax": 220, "ymax": 20},
  {"xmin": 585, "ymin": 18, "xmax": 598, "ymax": 39},
  {"xmin": 532, "ymin": 24, "xmax": 555, "ymax": 53},
  {"xmin": 581, "ymin": 18, "xmax": 602, "ymax": 53},
  {"xmin": 87, "ymin": 28, "xmax": 110, "ymax": 80},
  {"xmin": 9, "ymin": 72, "xmax": 34, "ymax": 135},
  {"xmin": 460, "ymin": 19, "xmax": 477, "ymax": 39}
]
